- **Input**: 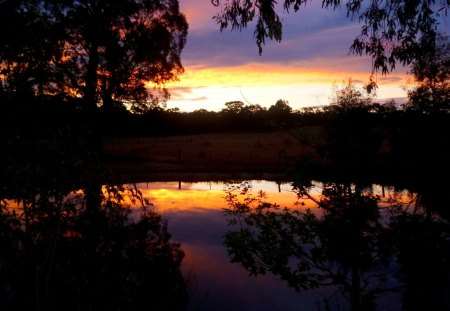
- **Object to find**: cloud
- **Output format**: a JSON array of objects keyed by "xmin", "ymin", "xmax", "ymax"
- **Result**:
[
  {"xmin": 379, "ymin": 76, "xmax": 406, "ymax": 84},
  {"xmin": 181, "ymin": 0, "xmax": 365, "ymax": 67},
  {"xmin": 168, "ymin": 0, "xmax": 409, "ymax": 111},
  {"xmin": 191, "ymin": 96, "xmax": 208, "ymax": 101},
  {"xmin": 170, "ymin": 86, "xmax": 194, "ymax": 95},
  {"xmin": 168, "ymin": 85, "xmax": 210, "ymax": 101},
  {"xmin": 181, "ymin": 19, "xmax": 378, "ymax": 78}
]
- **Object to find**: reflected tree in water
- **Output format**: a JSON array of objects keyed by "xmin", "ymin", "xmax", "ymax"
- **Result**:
[
  {"xmin": 0, "ymin": 184, "xmax": 188, "ymax": 311},
  {"xmin": 223, "ymin": 181, "xmax": 450, "ymax": 311},
  {"xmin": 391, "ymin": 189, "xmax": 450, "ymax": 311}
]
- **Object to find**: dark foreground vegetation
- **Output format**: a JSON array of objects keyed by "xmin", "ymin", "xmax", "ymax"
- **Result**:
[{"xmin": 2, "ymin": 91, "xmax": 450, "ymax": 181}]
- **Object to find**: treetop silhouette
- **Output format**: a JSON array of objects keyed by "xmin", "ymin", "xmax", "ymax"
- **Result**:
[
  {"xmin": 0, "ymin": 0, "xmax": 188, "ymax": 112},
  {"xmin": 212, "ymin": 0, "xmax": 449, "ymax": 74}
]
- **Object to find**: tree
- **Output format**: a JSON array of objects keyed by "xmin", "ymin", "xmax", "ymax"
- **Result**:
[
  {"xmin": 406, "ymin": 33, "xmax": 450, "ymax": 113},
  {"xmin": 212, "ymin": 0, "xmax": 448, "ymax": 74},
  {"xmin": 267, "ymin": 99, "xmax": 292, "ymax": 123},
  {"xmin": 245, "ymin": 103, "xmax": 266, "ymax": 114},
  {"xmin": 223, "ymin": 181, "xmax": 395, "ymax": 311},
  {"xmin": 268, "ymin": 99, "xmax": 292, "ymax": 114},
  {"xmin": 0, "ymin": 0, "xmax": 188, "ymax": 112},
  {"xmin": 0, "ymin": 0, "xmax": 65, "ymax": 98},
  {"xmin": 0, "ymin": 181, "xmax": 188, "ymax": 310},
  {"xmin": 221, "ymin": 100, "xmax": 247, "ymax": 114},
  {"xmin": 328, "ymin": 78, "xmax": 373, "ymax": 113},
  {"xmin": 223, "ymin": 180, "xmax": 450, "ymax": 311}
]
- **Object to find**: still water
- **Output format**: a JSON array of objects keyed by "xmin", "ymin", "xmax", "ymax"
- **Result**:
[
  {"xmin": 2, "ymin": 178, "xmax": 447, "ymax": 310},
  {"xmin": 132, "ymin": 180, "xmax": 415, "ymax": 311},
  {"xmin": 136, "ymin": 181, "xmax": 304, "ymax": 311}
]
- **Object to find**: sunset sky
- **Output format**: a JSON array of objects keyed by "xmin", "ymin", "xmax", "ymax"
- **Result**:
[{"xmin": 164, "ymin": 0, "xmax": 421, "ymax": 112}]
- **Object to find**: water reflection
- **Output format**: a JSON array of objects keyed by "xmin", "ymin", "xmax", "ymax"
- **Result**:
[
  {"xmin": 223, "ymin": 181, "xmax": 450, "ymax": 311},
  {"xmin": 2, "ymin": 177, "xmax": 449, "ymax": 310},
  {"xmin": 135, "ymin": 181, "xmax": 309, "ymax": 311},
  {"xmin": 0, "ymin": 185, "xmax": 188, "ymax": 311}
]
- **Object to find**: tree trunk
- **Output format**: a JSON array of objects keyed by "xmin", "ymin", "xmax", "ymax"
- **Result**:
[{"xmin": 85, "ymin": 44, "xmax": 99, "ymax": 111}]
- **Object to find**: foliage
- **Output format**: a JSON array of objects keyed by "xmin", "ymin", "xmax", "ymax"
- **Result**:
[
  {"xmin": 0, "ymin": 0, "xmax": 188, "ymax": 112},
  {"xmin": 212, "ymin": 0, "xmax": 449, "ymax": 73},
  {"xmin": 222, "ymin": 100, "xmax": 247, "ymax": 114},
  {"xmin": 327, "ymin": 78, "xmax": 373, "ymax": 113},
  {"xmin": 267, "ymin": 99, "xmax": 292, "ymax": 123},
  {"xmin": 0, "ymin": 183, "xmax": 187, "ymax": 311},
  {"xmin": 223, "ymin": 181, "xmax": 450, "ymax": 310},
  {"xmin": 406, "ymin": 33, "xmax": 450, "ymax": 113}
]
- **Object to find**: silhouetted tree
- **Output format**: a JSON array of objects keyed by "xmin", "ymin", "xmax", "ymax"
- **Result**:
[
  {"xmin": 212, "ymin": 0, "xmax": 447, "ymax": 74},
  {"xmin": 406, "ymin": 33, "xmax": 450, "ymax": 113},
  {"xmin": 245, "ymin": 103, "xmax": 266, "ymax": 114},
  {"xmin": 0, "ymin": 183, "xmax": 188, "ymax": 311},
  {"xmin": 327, "ymin": 78, "xmax": 373, "ymax": 113},
  {"xmin": 221, "ymin": 100, "xmax": 247, "ymax": 114},
  {"xmin": 223, "ymin": 181, "xmax": 395, "ymax": 311},
  {"xmin": 267, "ymin": 99, "xmax": 292, "ymax": 124},
  {"xmin": 269, "ymin": 99, "xmax": 292, "ymax": 114},
  {"xmin": 0, "ymin": 0, "xmax": 188, "ymax": 112},
  {"xmin": 0, "ymin": 0, "xmax": 64, "ymax": 98},
  {"xmin": 223, "ymin": 180, "xmax": 450, "ymax": 311},
  {"xmin": 313, "ymin": 79, "xmax": 383, "ymax": 174}
]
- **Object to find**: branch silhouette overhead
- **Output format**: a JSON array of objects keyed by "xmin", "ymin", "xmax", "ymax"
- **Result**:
[{"xmin": 212, "ymin": 0, "xmax": 449, "ymax": 74}]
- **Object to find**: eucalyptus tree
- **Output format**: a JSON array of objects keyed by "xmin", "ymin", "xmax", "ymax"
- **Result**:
[
  {"xmin": 0, "ymin": 0, "xmax": 188, "ymax": 112},
  {"xmin": 212, "ymin": 0, "xmax": 449, "ymax": 74}
]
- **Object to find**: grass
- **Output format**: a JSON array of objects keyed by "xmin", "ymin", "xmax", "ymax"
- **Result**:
[{"xmin": 101, "ymin": 131, "xmax": 318, "ymax": 181}]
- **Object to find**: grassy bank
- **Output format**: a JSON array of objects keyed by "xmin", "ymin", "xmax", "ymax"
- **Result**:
[{"xmin": 101, "ymin": 131, "xmax": 316, "ymax": 181}]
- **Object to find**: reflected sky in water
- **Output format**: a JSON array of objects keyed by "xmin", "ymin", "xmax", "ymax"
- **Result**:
[
  {"xmin": 136, "ymin": 180, "xmax": 317, "ymax": 310},
  {"xmin": 133, "ymin": 180, "xmax": 410, "ymax": 311}
]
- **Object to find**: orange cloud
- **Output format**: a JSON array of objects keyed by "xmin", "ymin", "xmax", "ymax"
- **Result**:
[{"xmin": 164, "ymin": 61, "xmax": 408, "ymax": 111}]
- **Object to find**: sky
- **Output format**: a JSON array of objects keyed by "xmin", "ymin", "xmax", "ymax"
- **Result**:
[{"xmin": 164, "ymin": 0, "xmax": 447, "ymax": 112}]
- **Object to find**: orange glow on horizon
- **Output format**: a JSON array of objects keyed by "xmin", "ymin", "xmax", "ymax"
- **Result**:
[
  {"xmin": 136, "ymin": 181, "xmax": 312, "ymax": 213},
  {"xmin": 164, "ymin": 62, "xmax": 409, "ymax": 111},
  {"xmin": 167, "ymin": 63, "xmax": 388, "ymax": 88}
]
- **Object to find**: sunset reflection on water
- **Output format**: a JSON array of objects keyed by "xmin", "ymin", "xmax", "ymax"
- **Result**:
[
  {"xmin": 137, "ymin": 180, "xmax": 302, "ymax": 212},
  {"xmin": 135, "ymin": 180, "xmax": 314, "ymax": 310},
  {"xmin": 131, "ymin": 180, "xmax": 418, "ymax": 310}
]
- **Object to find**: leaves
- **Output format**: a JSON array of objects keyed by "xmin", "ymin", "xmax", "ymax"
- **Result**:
[
  {"xmin": 0, "ymin": 0, "xmax": 188, "ymax": 112},
  {"xmin": 213, "ymin": 0, "xmax": 448, "ymax": 73},
  {"xmin": 223, "ymin": 181, "xmax": 403, "ymax": 307}
]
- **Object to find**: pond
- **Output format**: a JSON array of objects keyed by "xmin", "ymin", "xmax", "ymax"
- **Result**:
[
  {"xmin": 129, "ymin": 180, "xmax": 436, "ymax": 311},
  {"xmin": 136, "ymin": 180, "xmax": 305, "ymax": 311},
  {"xmin": 1, "ymin": 177, "xmax": 449, "ymax": 311}
]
